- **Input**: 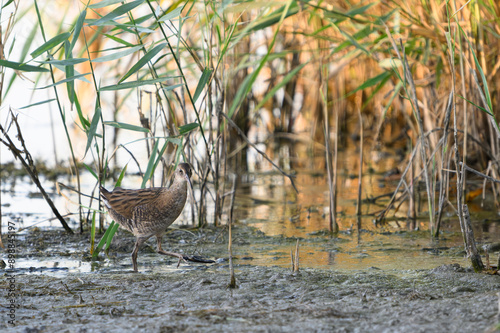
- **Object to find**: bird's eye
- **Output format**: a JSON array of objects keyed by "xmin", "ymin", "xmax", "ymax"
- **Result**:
[{"xmin": 179, "ymin": 169, "xmax": 184, "ymax": 174}]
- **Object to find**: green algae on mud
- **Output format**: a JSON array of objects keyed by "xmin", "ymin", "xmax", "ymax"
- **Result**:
[{"xmin": 5, "ymin": 224, "xmax": 471, "ymax": 274}]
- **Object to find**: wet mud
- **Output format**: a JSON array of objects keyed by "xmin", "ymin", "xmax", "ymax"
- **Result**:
[{"xmin": 2, "ymin": 227, "xmax": 500, "ymax": 332}]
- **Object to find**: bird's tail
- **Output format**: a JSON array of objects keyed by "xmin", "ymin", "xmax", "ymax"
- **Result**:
[{"xmin": 99, "ymin": 186, "xmax": 111, "ymax": 209}]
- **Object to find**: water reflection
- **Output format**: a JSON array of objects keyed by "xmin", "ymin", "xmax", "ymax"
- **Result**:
[{"xmin": 2, "ymin": 141, "xmax": 500, "ymax": 274}]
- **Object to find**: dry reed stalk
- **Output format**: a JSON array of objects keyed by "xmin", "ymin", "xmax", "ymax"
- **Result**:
[
  {"xmin": 332, "ymin": 96, "xmax": 339, "ymax": 230},
  {"xmin": 228, "ymin": 174, "xmax": 237, "ymax": 288},
  {"xmin": 435, "ymin": 92, "xmax": 453, "ymax": 236},
  {"xmin": 485, "ymin": 161, "xmax": 499, "ymax": 211},
  {"xmin": 407, "ymin": 143, "xmax": 416, "ymax": 228},
  {"xmin": 214, "ymin": 93, "xmax": 225, "ymax": 226},
  {"xmin": 401, "ymin": 42, "xmax": 435, "ymax": 232},
  {"xmin": 322, "ymin": 65, "xmax": 338, "ymax": 233},
  {"xmin": 383, "ymin": 22, "xmax": 435, "ymax": 230},
  {"xmin": 450, "ymin": 34, "xmax": 472, "ymax": 270},
  {"xmin": 454, "ymin": 4, "xmax": 470, "ymax": 197},
  {"xmin": 355, "ymin": 91, "xmax": 363, "ymax": 218}
]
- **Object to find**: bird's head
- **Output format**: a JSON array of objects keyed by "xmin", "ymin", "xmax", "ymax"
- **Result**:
[{"xmin": 176, "ymin": 163, "xmax": 193, "ymax": 191}]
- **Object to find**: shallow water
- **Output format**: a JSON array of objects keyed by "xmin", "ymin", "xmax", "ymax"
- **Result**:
[{"xmin": 2, "ymin": 145, "xmax": 499, "ymax": 276}]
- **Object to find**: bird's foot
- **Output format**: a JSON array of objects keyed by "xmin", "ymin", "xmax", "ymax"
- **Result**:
[{"xmin": 157, "ymin": 250, "xmax": 189, "ymax": 267}]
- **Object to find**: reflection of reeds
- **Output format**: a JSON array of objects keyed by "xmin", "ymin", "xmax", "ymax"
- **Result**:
[{"xmin": 3, "ymin": 1, "xmax": 500, "ymax": 270}]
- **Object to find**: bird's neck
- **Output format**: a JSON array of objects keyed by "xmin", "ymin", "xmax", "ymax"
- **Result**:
[{"xmin": 168, "ymin": 179, "xmax": 188, "ymax": 197}]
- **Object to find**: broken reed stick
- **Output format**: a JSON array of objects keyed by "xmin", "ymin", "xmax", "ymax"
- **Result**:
[
  {"xmin": 462, "ymin": 204, "xmax": 484, "ymax": 272},
  {"xmin": 483, "ymin": 245, "xmax": 490, "ymax": 270},
  {"xmin": 291, "ymin": 239, "xmax": 299, "ymax": 273},
  {"xmin": 0, "ymin": 112, "xmax": 73, "ymax": 234},
  {"xmin": 459, "ymin": 163, "xmax": 500, "ymax": 185}
]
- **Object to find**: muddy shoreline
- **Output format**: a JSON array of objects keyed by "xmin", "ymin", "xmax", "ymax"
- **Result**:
[
  {"xmin": 2, "ymin": 228, "xmax": 500, "ymax": 332},
  {"xmin": 3, "ymin": 264, "xmax": 500, "ymax": 332}
]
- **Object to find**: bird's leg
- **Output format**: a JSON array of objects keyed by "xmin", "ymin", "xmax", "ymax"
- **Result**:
[
  {"xmin": 156, "ymin": 235, "xmax": 188, "ymax": 268},
  {"xmin": 131, "ymin": 237, "xmax": 147, "ymax": 272}
]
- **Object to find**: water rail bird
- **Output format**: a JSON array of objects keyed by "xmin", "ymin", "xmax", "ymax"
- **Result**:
[{"xmin": 100, "ymin": 163, "xmax": 208, "ymax": 271}]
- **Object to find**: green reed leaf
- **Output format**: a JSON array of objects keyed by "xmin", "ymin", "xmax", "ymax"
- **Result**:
[
  {"xmin": 105, "ymin": 222, "xmax": 120, "ymax": 255},
  {"xmin": 115, "ymin": 164, "xmax": 128, "ymax": 187},
  {"xmin": 141, "ymin": 139, "xmax": 159, "ymax": 189},
  {"xmin": 119, "ymin": 42, "xmax": 166, "ymax": 83},
  {"xmin": 92, "ymin": 221, "xmax": 115, "ymax": 258},
  {"xmin": 19, "ymin": 98, "xmax": 56, "ymax": 109},
  {"xmin": 89, "ymin": 0, "xmax": 144, "ymax": 26},
  {"xmin": 84, "ymin": 106, "xmax": 101, "ymax": 158},
  {"xmin": 89, "ymin": 0, "xmax": 126, "ymax": 9},
  {"xmin": 157, "ymin": 7, "xmax": 183, "ymax": 22},
  {"xmin": 101, "ymin": 76, "xmax": 178, "ymax": 91},
  {"xmin": 30, "ymin": 32, "xmax": 71, "ymax": 58},
  {"xmin": 83, "ymin": 163, "xmax": 99, "ymax": 180},
  {"xmin": 69, "ymin": 9, "xmax": 86, "ymax": 52},
  {"xmin": 179, "ymin": 122, "xmax": 199, "ymax": 135},
  {"xmin": 93, "ymin": 45, "xmax": 142, "ymax": 62},
  {"xmin": 37, "ymin": 72, "xmax": 90, "ymax": 89},
  {"xmin": 104, "ymin": 121, "xmax": 149, "ymax": 133},
  {"xmin": 193, "ymin": 68, "xmax": 212, "ymax": 103},
  {"xmin": 38, "ymin": 58, "xmax": 88, "ymax": 66},
  {"xmin": 0, "ymin": 59, "xmax": 48, "ymax": 72}
]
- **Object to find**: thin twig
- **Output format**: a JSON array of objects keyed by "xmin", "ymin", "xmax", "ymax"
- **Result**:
[{"xmin": 460, "ymin": 163, "xmax": 500, "ymax": 185}]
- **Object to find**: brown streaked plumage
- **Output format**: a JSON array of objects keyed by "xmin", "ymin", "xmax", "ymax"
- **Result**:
[{"xmin": 100, "ymin": 163, "xmax": 193, "ymax": 272}]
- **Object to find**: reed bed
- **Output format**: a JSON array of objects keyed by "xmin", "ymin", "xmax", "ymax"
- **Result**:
[{"xmin": 1, "ymin": 0, "xmax": 499, "ymax": 270}]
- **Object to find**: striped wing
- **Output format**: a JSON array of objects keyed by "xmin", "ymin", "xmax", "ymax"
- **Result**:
[{"xmin": 100, "ymin": 187, "xmax": 163, "ymax": 220}]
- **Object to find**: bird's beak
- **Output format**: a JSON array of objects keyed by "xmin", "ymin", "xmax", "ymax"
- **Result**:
[{"xmin": 185, "ymin": 173, "xmax": 195, "ymax": 203}]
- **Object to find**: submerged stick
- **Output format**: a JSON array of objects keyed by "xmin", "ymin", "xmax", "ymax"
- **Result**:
[{"xmin": 0, "ymin": 113, "xmax": 73, "ymax": 234}]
